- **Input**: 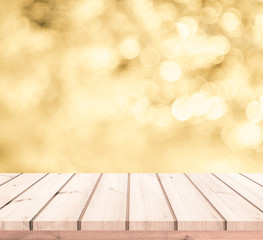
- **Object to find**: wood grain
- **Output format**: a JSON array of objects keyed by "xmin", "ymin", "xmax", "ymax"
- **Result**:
[
  {"xmin": 187, "ymin": 173, "xmax": 263, "ymax": 230},
  {"xmin": 81, "ymin": 173, "xmax": 128, "ymax": 230},
  {"xmin": 0, "ymin": 173, "xmax": 47, "ymax": 209},
  {"xmin": 0, "ymin": 173, "xmax": 20, "ymax": 185},
  {"xmin": 129, "ymin": 173, "xmax": 174, "ymax": 230},
  {"xmin": 159, "ymin": 173, "xmax": 224, "ymax": 230},
  {"xmin": 0, "ymin": 173, "xmax": 73, "ymax": 230},
  {"xmin": 33, "ymin": 173, "xmax": 100, "ymax": 230},
  {"xmin": 242, "ymin": 173, "xmax": 263, "ymax": 186},
  {"xmin": 214, "ymin": 173, "xmax": 263, "ymax": 211}
]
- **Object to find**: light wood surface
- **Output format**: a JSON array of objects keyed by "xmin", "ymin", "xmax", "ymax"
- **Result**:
[
  {"xmin": 81, "ymin": 173, "xmax": 128, "ymax": 230},
  {"xmin": 129, "ymin": 173, "xmax": 174, "ymax": 230},
  {"xmin": 242, "ymin": 173, "xmax": 263, "ymax": 186},
  {"xmin": 0, "ymin": 173, "xmax": 47, "ymax": 209},
  {"xmin": 0, "ymin": 173, "xmax": 73, "ymax": 230},
  {"xmin": 158, "ymin": 173, "xmax": 224, "ymax": 230},
  {"xmin": 33, "ymin": 173, "xmax": 100, "ymax": 230},
  {"xmin": 214, "ymin": 173, "xmax": 263, "ymax": 211},
  {"xmin": 0, "ymin": 231, "xmax": 263, "ymax": 240},
  {"xmin": 186, "ymin": 173, "xmax": 263, "ymax": 230},
  {"xmin": 0, "ymin": 173, "xmax": 20, "ymax": 185},
  {"xmin": 0, "ymin": 173, "xmax": 263, "ymax": 232}
]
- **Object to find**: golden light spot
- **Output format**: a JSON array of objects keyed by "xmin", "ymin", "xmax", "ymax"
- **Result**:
[
  {"xmin": 246, "ymin": 101, "xmax": 263, "ymax": 123},
  {"xmin": 238, "ymin": 123, "xmax": 262, "ymax": 148},
  {"xmin": 71, "ymin": 0, "xmax": 105, "ymax": 25},
  {"xmin": 223, "ymin": 123, "xmax": 263, "ymax": 150},
  {"xmin": 255, "ymin": 14, "xmax": 263, "ymax": 31},
  {"xmin": 191, "ymin": 92, "xmax": 211, "ymax": 116},
  {"xmin": 171, "ymin": 98, "xmax": 192, "ymax": 121},
  {"xmin": 221, "ymin": 11, "xmax": 241, "ymax": 32},
  {"xmin": 119, "ymin": 38, "xmax": 141, "ymax": 59},
  {"xmin": 141, "ymin": 80, "xmax": 159, "ymax": 99},
  {"xmin": 208, "ymin": 35, "xmax": 230, "ymax": 56},
  {"xmin": 85, "ymin": 47, "xmax": 118, "ymax": 70},
  {"xmin": 205, "ymin": 97, "xmax": 226, "ymax": 120},
  {"xmin": 179, "ymin": 17, "xmax": 198, "ymax": 36},
  {"xmin": 160, "ymin": 61, "xmax": 181, "ymax": 82},
  {"xmin": 215, "ymin": 79, "xmax": 238, "ymax": 101},
  {"xmin": 175, "ymin": 22, "xmax": 189, "ymax": 40},
  {"xmin": 131, "ymin": 93, "xmax": 149, "ymax": 115}
]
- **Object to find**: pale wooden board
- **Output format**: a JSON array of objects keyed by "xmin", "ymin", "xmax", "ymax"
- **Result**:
[
  {"xmin": 0, "ymin": 231, "xmax": 263, "ymax": 240},
  {"xmin": 0, "ymin": 173, "xmax": 47, "ymax": 209},
  {"xmin": 81, "ymin": 173, "xmax": 128, "ymax": 230},
  {"xmin": 33, "ymin": 173, "xmax": 100, "ymax": 230},
  {"xmin": 0, "ymin": 173, "xmax": 73, "ymax": 230},
  {"xmin": 0, "ymin": 173, "xmax": 20, "ymax": 185},
  {"xmin": 187, "ymin": 173, "xmax": 263, "ymax": 230},
  {"xmin": 214, "ymin": 173, "xmax": 263, "ymax": 211},
  {"xmin": 1, "ymin": 173, "xmax": 263, "ymax": 232},
  {"xmin": 242, "ymin": 173, "xmax": 263, "ymax": 186},
  {"xmin": 129, "ymin": 173, "xmax": 174, "ymax": 230},
  {"xmin": 158, "ymin": 173, "xmax": 224, "ymax": 230}
]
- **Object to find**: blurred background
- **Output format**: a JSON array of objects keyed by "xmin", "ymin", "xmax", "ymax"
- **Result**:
[{"xmin": 0, "ymin": 0, "xmax": 263, "ymax": 172}]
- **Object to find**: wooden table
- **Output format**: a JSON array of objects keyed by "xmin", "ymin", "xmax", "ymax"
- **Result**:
[{"xmin": 0, "ymin": 173, "xmax": 263, "ymax": 239}]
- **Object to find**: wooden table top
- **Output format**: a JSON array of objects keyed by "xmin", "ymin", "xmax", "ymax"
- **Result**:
[{"xmin": 0, "ymin": 173, "xmax": 263, "ymax": 231}]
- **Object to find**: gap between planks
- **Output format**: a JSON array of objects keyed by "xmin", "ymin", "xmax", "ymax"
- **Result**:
[
  {"xmin": 184, "ymin": 173, "xmax": 227, "ymax": 230},
  {"xmin": 240, "ymin": 173, "xmax": 263, "ymax": 187},
  {"xmin": 0, "ymin": 173, "xmax": 49, "ymax": 211},
  {"xmin": 77, "ymin": 173, "xmax": 103, "ymax": 230},
  {"xmin": 156, "ymin": 173, "xmax": 178, "ymax": 230},
  {"xmin": 212, "ymin": 173, "xmax": 263, "ymax": 215},
  {"xmin": 125, "ymin": 173, "xmax": 130, "ymax": 231},
  {"xmin": 0, "ymin": 173, "xmax": 22, "ymax": 186},
  {"xmin": 30, "ymin": 174, "xmax": 76, "ymax": 230}
]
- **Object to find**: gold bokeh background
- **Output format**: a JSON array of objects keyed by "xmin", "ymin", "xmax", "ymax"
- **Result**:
[{"xmin": 1, "ymin": 0, "xmax": 263, "ymax": 172}]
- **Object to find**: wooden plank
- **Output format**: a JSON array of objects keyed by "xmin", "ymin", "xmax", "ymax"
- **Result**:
[
  {"xmin": 0, "ymin": 173, "xmax": 20, "ymax": 185},
  {"xmin": 214, "ymin": 173, "xmax": 263, "ymax": 211},
  {"xmin": 0, "ymin": 173, "xmax": 73, "ymax": 230},
  {"xmin": 159, "ymin": 173, "xmax": 224, "ymax": 230},
  {"xmin": 129, "ymin": 173, "xmax": 174, "ymax": 230},
  {"xmin": 0, "ymin": 173, "xmax": 47, "ymax": 209},
  {"xmin": 242, "ymin": 173, "xmax": 263, "ymax": 186},
  {"xmin": 186, "ymin": 173, "xmax": 263, "ymax": 230},
  {"xmin": 81, "ymin": 173, "xmax": 128, "ymax": 230},
  {"xmin": 33, "ymin": 173, "xmax": 100, "ymax": 230},
  {"xmin": 0, "ymin": 231, "xmax": 263, "ymax": 240}
]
